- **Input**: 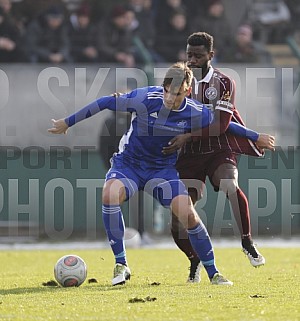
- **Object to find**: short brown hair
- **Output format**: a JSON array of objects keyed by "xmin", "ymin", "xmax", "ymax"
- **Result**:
[{"xmin": 163, "ymin": 62, "xmax": 193, "ymax": 90}]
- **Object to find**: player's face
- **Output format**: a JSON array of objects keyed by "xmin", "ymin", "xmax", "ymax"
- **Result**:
[
  {"xmin": 186, "ymin": 44, "xmax": 213, "ymax": 74},
  {"xmin": 163, "ymin": 83, "xmax": 191, "ymax": 110}
]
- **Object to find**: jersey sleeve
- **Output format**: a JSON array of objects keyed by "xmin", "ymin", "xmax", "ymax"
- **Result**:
[
  {"xmin": 215, "ymin": 77, "xmax": 235, "ymax": 114},
  {"xmin": 227, "ymin": 122, "xmax": 259, "ymax": 142},
  {"xmin": 65, "ymin": 87, "xmax": 149, "ymax": 127}
]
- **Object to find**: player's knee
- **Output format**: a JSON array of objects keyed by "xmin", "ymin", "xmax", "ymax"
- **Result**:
[
  {"xmin": 102, "ymin": 188, "xmax": 115, "ymax": 204},
  {"xmin": 173, "ymin": 210, "xmax": 200, "ymax": 230},
  {"xmin": 102, "ymin": 179, "xmax": 126, "ymax": 204},
  {"xmin": 170, "ymin": 195, "xmax": 200, "ymax": 228}
]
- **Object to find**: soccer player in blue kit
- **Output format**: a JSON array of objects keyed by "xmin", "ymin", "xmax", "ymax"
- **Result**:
[{"xmin": 48, "ymin": 62, "xmax": 274, "ymax": 286}]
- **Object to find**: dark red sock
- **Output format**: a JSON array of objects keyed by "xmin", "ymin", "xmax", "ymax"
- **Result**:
[{"xmin": 228, "ymin": 188, "xmax": 251, "ymax": 239}]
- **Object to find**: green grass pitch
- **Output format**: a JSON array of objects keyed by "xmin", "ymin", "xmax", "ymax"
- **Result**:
[{"xmin": 0, "ymin": 247, "xmax": 299, "ymax": 321}]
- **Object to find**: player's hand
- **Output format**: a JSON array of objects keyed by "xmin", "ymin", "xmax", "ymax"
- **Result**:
[
  {"xmin": 162, "ymin": 133, "xmax": 192, "ymax": 155},
  {"xmin": 256, "ymin": 133, "xmax": 275, "ymax": 151},
  {"xmin": 48, "ymin": 119, "xmax": 69, "ymax": 134}
]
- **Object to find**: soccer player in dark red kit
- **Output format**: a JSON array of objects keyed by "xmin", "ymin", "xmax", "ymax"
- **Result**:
[{"xmin": 163, "ymin": 32, "xmax": 274, "ymax": 282}]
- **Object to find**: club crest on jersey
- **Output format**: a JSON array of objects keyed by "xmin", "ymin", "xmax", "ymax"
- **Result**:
[
  {"xmin": 177, "ymin": 120, "xmax": 187, "ymax": 128},
  {"xmin": 222, "ymin": 91, "xmax": 231, "ymax": 101},
  {"xmin": 205, "ymin": 87, "xmax": 217, "ymax": 100}
]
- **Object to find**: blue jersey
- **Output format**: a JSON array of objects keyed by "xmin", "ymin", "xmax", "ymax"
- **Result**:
[
  {"xmin": 66, "ymin": 86, "xmax": 212, "ymax": 167},
  {"xmin": 65, "ymin": 85, "xmax": 258, "ymax": 168}
]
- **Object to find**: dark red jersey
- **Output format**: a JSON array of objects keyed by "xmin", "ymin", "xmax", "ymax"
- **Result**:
[{"xmin": 182, "ymin": 67, "xmax": 263, "ymax": 157}]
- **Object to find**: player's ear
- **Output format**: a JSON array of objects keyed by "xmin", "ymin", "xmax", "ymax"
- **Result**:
[{"xmin": 209, "ymin": 51, "xmax": 214, "ymax": 60}]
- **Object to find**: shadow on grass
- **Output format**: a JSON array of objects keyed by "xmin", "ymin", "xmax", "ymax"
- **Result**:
[{"xmin": 0, "ymin": 281, "xmax": 172, "ymax": 296}]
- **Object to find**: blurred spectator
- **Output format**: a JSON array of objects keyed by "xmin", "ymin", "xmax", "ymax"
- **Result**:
[
  {"xmin": 0, "ymin": 6, "xmax": 26, "ymax": 62},
  {"xmin": 128, "ymin": 0, "xmax": 155, "ymax": 43},
  {"xmin": 190, "ymin": 0, "xmax": 232, "ymax": 61},
  {"xmin": 95, "ymin": 4, "xmax": 136, "ymax": 67},
  {"xmin": 25, "ymin": 5, "xmax": 71, "ymax": 63},
  {"xmin": 155, "ymin": 0, "xmax": 187, "ymax": 35},
  {"xmin": 68, "ymin": 2, "xmax": 98, "ymax": 62},
  {"xmin": 248, "ymin": 0, "xmax": 291, "ymax": 43},
  {"xmin": 0, "ymin": 0, "xmax": 25, "ymax": 32},
  {"xmin": 220, "ymin": 24, "xmax": 272, "ymax": 63},
  {"xmin": 155, "ymin": 8, "xmax": 189, "ymax": 62},
  {"xmin": 88, "ymin": 0, "xmax": 126, "ymax": 23},
  {"xmin": 0, "ymin": 0, "xmax": 10, "ymax": 13},
  {"xmin": 0, "ymin": 0, "xmax": 11, "ymax": 18},
  {"xmin": 184, "ymin": 0, "xmax": 209, "ymax": 21},
  {"xmin": 127, "ymin": 0, "xmax": 161, "ymax": 62},
  {"xmin": 12, "ymin": 0, "xmax": 67, "ymax": 28}
]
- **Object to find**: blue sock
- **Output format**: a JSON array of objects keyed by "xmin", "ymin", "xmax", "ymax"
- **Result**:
[
  {"xmin": 187, "ymin": 222, "xmax": 218, "ymax": 279},
  {"xmin": 102, "ymin": 204, "xmax": 127, "ymax": 266}
]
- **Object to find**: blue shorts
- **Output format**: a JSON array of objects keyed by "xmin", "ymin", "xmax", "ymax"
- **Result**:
[{"xmin": 105, "ymin": 154, "xmax": 188, "ymax": 207}]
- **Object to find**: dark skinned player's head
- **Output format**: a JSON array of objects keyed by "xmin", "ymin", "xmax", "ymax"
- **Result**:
[{"xmin": 186, "ymin": 32, "xmax": 214, "ymax": 75}]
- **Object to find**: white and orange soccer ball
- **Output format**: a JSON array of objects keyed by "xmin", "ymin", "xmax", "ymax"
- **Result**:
[{"xmin": 54, "ymin": 254, "xmax": 87, "ymax": 287}]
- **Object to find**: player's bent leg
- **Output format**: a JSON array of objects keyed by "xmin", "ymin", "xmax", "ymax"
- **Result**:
[
  {"xmin": 102, "ymin": 179, "xmax": 131, "ymax": 285},
  {"xmin": 171, "ymin": 213, "xmax": 201, "ymax": 283},
  {"xmin": 102, "ymin": 178, "xmax": 127, "ymax": 205},
  {"xmin": 170, "ymin": 188, "xmax": 199, "ymax": 256},
  {"xmin": 170, "ymin": 195, "xmax": 233, "ymax": 285},
  {"xmin": 170, "ymin": 194, "xmax": 198, "ymax": 229},
  {"xmin": 212, "ymin": 164, "xmax": 265, "ymax": 267},
  {"xmin": 171, "ymin": 213, "xmax": 198, "ymax": 259}
]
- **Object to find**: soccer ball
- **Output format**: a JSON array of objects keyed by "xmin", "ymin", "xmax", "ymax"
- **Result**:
[{"xmin": 54, "ymin": 254, "xmax": 87, "ymax": 287}]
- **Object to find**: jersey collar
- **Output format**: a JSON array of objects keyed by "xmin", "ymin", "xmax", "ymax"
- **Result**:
[
  {"xmin": 193, "ymin": 66, "xmax": 214, "ymax": 95},
  {"xmin": 194, "ymin": 66, "xmax": 214, "ymax": 84}
]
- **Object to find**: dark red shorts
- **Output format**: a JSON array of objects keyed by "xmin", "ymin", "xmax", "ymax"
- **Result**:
[{"xmin": 176, "ymin": 150, "xmax": 238, "ymax": 194}]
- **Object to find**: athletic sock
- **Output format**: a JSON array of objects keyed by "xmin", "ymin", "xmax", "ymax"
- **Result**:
[
  {"xmin": 171, "ymin": 214, "xmax": 198, "ymax": 260},
  {"xmin": 102, "ymin": 204, "xmax": 127, "ymax": 266},
  {"xmin": 187, "ymin": 222, "xmax": 218, "ymax": 279}
]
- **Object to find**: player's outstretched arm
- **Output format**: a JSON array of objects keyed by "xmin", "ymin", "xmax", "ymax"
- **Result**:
[
  {"xmin": 47, "ymin": 96, "xmax": 117, "ymax": 135},
  {"xmin": 48, "ymin": 91, "xmax": 141, "ymax": 135},
  {"xmin": 48, "ymin": 118, "xmax": 69, "ymax": 134},
  {"xmin": 162, "ymin": 122, "xmax": 276, "ymax": 155},
  {"xmin": 228, "ymin": 122, "xmax": 275, "ymax": 151}
]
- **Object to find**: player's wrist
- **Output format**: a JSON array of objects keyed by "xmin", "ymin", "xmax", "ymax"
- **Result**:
[{"xmin": 250, "ymin": 131, "xmax": 259, "ymax": 142}]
